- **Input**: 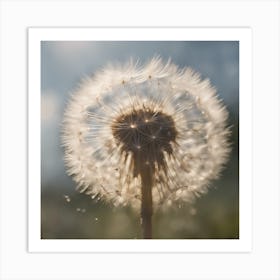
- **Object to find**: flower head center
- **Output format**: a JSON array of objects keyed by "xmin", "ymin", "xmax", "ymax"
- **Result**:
[{"xmin": 112, "ymin": 108, "xmax": 177, "ymax": 176}]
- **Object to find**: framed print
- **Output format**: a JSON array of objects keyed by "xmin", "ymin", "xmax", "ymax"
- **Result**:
[
  {"xmin": 1, "ymin": 1, "xmax": 280, "ymax": 279},
  {"xmin": 28, "ymin": 27, "xmax": 252, "ymax": 252}
]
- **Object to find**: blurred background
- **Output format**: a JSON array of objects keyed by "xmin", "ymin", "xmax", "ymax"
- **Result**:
[{"xmin": 41, "ymin": 41, "xmax": 239, "ymax": 239}]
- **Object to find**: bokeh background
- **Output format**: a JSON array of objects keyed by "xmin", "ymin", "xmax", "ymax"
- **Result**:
[{"xmin": 41, "ymin": 41, "xmax": 239, "ymax": 239}]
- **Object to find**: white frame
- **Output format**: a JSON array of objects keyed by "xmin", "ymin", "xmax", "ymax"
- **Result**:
[
  {"xmin": 1, "ymin": 1, "xmax": 280, "ymax": 279},
  {"xmin": 28, "ymin": 27, "xmax": 252, "ymax": 253}
]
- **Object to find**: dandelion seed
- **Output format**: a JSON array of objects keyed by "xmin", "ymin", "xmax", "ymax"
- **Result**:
[
  {"xmin": 63, "ymin": 194, "xmax": 71, "ymax": 202},
  {"xmin": 62, "ymin": 57, "xmax": 231, "ymax": 238}
]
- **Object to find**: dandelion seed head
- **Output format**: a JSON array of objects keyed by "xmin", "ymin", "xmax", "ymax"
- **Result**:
[{"xmin": 62, "ymin": 57, "xmax": 231, "ymax": 210}]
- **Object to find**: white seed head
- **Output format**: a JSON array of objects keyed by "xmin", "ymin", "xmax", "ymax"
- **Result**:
[{"xmin": 62, "ymin": 57, "xmax": 231, "ymax": 210}]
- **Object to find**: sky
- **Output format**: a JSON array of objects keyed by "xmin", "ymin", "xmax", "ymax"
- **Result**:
[{"xmin": 41, "ymin": 41, "xmax": 239, "ymax": 189}]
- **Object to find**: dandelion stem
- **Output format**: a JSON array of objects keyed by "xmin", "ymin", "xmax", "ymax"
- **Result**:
[{"xmin": 140, "ymin": 165, "xmax": 153, "ymax": 239}]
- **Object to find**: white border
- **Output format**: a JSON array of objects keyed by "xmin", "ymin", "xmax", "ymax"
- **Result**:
[
  {"xmin": 28, "ymin": 27, "xmax": 252, "ymax": 253},
  {"xmin": 1, "ymin": 1, "xmax": 279, "ymax": 279}
]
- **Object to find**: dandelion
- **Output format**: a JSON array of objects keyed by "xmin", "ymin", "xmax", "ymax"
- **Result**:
[{"xmin": 62, "ymin": 57, "xmax": 231, "ymax": 238}]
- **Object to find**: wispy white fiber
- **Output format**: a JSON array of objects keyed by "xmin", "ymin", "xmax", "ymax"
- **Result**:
[{"xmin": 62, "ymin": 57, "xmax": 231, "ymax": 210}]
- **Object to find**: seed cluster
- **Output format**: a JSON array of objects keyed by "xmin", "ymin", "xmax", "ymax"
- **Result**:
[
  {"xmin": 112, "ymin": 108, "xmax": 177, "ymax": 177},
  {"xmin": 62, "ymin": 57, "xmax": 231, "ymax": 209}
]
